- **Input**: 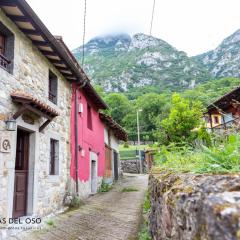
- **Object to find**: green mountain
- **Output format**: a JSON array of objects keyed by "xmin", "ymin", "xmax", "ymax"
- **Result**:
[
  {"xmin": 193, "ymin": 29, "xmax": 240, "ymax": 78},
  {"xmin": 72, "ymin": 33, "xmax": 210, "ymax": 93}
]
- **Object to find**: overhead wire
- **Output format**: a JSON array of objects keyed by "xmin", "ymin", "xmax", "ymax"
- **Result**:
[
  {"xmin": 82, "ymin": 0, "xmax": 87, "ymax": 68},
  {"xmin": 149, "ymin": 0, "xmax": 156, "ymax": 36}
]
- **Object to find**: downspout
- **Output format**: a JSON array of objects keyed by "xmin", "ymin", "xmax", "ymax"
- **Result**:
[{"xmin": 74, "ymin": 80, "xmax": 87, "ymax": 196}]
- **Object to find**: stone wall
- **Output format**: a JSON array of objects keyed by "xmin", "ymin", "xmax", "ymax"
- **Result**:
[
  {"xmin": 0, "ymin": 8, "xmax": 71, "ymax": 222},
  {"xmin": 121, "ymin": 159, "xmax": 139, "ymax": 173},
  {"xmin": 149, "ymin": 171, "xmax": 240, "ymax": 240}
]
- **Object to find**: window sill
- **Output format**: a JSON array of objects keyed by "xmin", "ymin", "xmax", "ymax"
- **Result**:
[{"xmin": 48, "ymin": 174, "xmax": 60, "ymax": 183}]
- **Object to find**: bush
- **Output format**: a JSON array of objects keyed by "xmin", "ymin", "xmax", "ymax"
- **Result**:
[
  {"xmin": 157, "ymin": 94, "xmax": 202, "ymax": 145},
  {"xmin": 45, "ymin": 219, "xmax": 55, "ymax": 227},
  {"xmin": 69, "ymin": 196, "xmax": 83, "ymax": 209},
  {"xmin": 98, "ymin": 181, "xmax": 112, "ymax": 193},
  {"xmin": 154, "ymin": 134, "xmax": 240, "ymax": 174}
]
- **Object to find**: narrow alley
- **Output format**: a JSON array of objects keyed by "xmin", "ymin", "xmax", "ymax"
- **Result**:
[{"xmin": 10, "ymin": 174, "xmax": 148, "ymax": 240}]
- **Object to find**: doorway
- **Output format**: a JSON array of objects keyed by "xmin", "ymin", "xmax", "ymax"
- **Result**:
[
  {"xmin": 113, "ymin": 151, "xmax": 119, "ymax": 181},
  {"xmin": 13, "ymin": 128, "xmax": 30, "ymax": 218},
  {"xmin": 91, "ymin": 160, "xmax": 97, "ymax": 193}
]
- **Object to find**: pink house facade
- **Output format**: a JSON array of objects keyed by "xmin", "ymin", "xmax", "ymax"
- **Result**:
[{"xmin": 70, "ymin": 84, "xmax": 107, "ymax": 197}]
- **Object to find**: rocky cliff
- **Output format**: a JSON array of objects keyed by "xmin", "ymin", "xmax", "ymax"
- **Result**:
[
  {"xmin": 194, "ymin": 29, "xmax": 240, "ymax": 79},
  {"xmin": 149, "ymin": 171, "xmax": 240, "ymax": 240},
  {"xmin": 73, "ymin": 33, "xmax": 209, "ymax": 93},
  {"xmin": 73, "ymin": 30, "xmax": 240, "ymax": 94}
]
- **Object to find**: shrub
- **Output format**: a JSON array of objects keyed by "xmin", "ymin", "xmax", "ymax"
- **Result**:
[
  {"xmin": 154, "ymin": 134, "xmax": 240, "ymax": 174},
  {"xmin": 98, "ymin": 181, "xmax": 112, "ymax": 193},
  {"xmin": 45, "ymin": 219, "xmax": 55, "ymax": 227},
  {"xmin": 69, "ymin": 196, "xmax": 83, "ymax": 209}
]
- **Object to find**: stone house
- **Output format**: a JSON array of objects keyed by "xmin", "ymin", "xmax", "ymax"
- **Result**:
[
  {"xmin": 0, "ymin": 0, "xmax": 106, "ymax": 232},
  {"xmin": 100, "ymin": 113, "xmax": 128, "ymax": 183}
]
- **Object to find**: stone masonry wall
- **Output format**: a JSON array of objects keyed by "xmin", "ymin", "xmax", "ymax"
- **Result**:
[
  {"xmin": 149, "ymin": 171, "xmax": 240, "ymax": 240},
  {"xmin": 0, "ymin": 9, "xmax": 72, "ymax": 220},
  {"xmin": 121, "ymin": 159, "xmax": 140, "ymax": 173},
  {"xmin": 121, "ymin": 159, "xmax": 146, "ymax": 173}
]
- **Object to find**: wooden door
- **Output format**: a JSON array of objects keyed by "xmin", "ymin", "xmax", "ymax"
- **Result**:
[
  {"xmin": 91, "ymin": 160, "xmax": 97, "ymax": 193},
  {"xmin": 113, "ymin": 151, "xmax": 119, "ymax": 181},
  {"xmin": 13, "ymin": 129, "xmax": 29, "ymax": 218},
  {"xmin": 104, "ymin": 145, "xmax": 112, "ymax": 178}
]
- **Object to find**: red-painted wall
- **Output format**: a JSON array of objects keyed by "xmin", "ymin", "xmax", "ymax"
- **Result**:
[{"xmin": 70, "ymin": 84, "xmax": 105, "ymax": 182}]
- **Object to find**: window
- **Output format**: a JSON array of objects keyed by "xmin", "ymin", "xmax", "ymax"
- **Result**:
[
  {"xmin": 214, "ymin": 116, "xmax": 219, "ymax": 124},
  {"xmin": 48, "ymin": 71, "xmax": 58, "ymax": 104},
  {"xmin": 0, "ymin": 21, "xmax": 14, "ymax": 73},
  {"xmin": 49, "ymin": 139, "xmax": 59, "ymax": 175},
  {"xmin": 0, "ymin": 33, "xmax": 5, "ymax": 55},
  {"xmin": 87, "ymin": 104, "xmax": 93, "ymax": 130}
]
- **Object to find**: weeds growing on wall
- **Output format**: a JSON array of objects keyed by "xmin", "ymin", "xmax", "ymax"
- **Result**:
[
  {"xmin": 138, "ymin": 192, "xmax": 151, "ymax": 240},
  {"xmin": 69, "ymin": 196, "xmax": 83, "ymax": 209},
  {"xmin": 154, "ymin": 134, "xmax": 240, "ymax": 174},
  {"xmin": 98, "ymin": 181, "xmax": 112, "ymax": 193},
  {"xmin": 121, "ymin": 187, "xmax": 139, "ymax": 192}
]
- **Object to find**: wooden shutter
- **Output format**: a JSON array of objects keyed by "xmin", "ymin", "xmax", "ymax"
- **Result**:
[
  {"xmin": 49, "ymin": 72, "xmax": 58, "ymax": 104},
  {"xmin": 87, "ymin": 104, "xmax": 93, "ymax": 130},
  {"xmin": 0, "ymin": 34, "xmax": 5, "ymax": 55},
  {"xmin": 50, "ymin": 139, "xmax": 59, "ymax": 175},
  {"xmin": 50, "ymin": 139, "xmax": 55, "ymax": 175}
]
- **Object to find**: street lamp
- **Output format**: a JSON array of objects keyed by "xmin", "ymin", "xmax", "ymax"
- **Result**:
[
  {"xmin": 137, "ymin": 109, "xmax": 143, "ymax": 173},
  {"xmin": 5, "ymin": 119, "xmax": 17, "ymax": 131}
]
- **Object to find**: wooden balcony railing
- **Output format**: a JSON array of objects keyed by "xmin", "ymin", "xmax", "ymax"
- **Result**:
[
  {"xmin": 0, "ymin": 54, "xmax": 11, "ymax": 70},
  {"xmin": 210, "ymin": 116, "xmax": 240, "ymax": 131}
]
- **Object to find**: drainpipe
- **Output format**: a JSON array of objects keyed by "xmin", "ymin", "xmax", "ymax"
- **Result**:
[{"xmin": 74, "ymin": 80, "xmax": 87, "ymax": 196}]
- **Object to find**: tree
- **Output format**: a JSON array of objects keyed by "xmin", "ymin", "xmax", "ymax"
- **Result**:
[
  {"xmin": 123, "ymin": 93, "xmax": 170, "ymax": 141},
  {"xmin": 104, "ymin": 93, "xmax": 130, "ymax": 125},
  {"xmin": 158, "ymin": 93, "xmax": 202, "ymax": 145},
  {"xmin": 93, "ymin": 85, "xmax": 105, "ymax": 98}
]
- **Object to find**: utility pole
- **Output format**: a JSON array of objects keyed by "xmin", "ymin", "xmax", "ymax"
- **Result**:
[{"xmin": 137, "ymin": 109, "xmax": 143, "ymax": 173}]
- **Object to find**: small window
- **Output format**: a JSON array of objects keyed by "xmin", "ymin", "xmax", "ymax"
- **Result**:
[
  {"xmin": 0, "ymin": 21, "xmax": 14, "ymax": 73},
  {"xmin": 214, "ymin": 116, "xmax": 219, "ymax": 124},
  {"xmin": 87, "ymin": 104, "xmax": 93, "ymax": 130},
  {"xmin": 48, "ymin": 71, "xmax": 58, "ymax": 104},
  {"xmin": 49, "ymin": 138, "xmax": 59, "ymax": 175},
  {"xmin": 0, "ymin": 33, "xmax": 5, "ymax": 55}
]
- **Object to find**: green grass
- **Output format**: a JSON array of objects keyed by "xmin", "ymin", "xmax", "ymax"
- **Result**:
[
  {"xmin": 98, "ymin": 181, "xmax": 112, "ymax": 193},
  {"xmin": 119, "ymin": 144, "xmax": 149, "ymax": 151},
  {"xmin": 143, "ymin": 192, "xmax": 150, "ymax": 214},
  {"xmin": 69, "ymin": 196, "xmax": 83, "ymax": 209},
  {"xmin": 45, "ymin": 219, "xmax": 55, "ymax": 227},
  {"xmin": 154, "ymin": 134, "xmax": 240, "ymax": 174},
  {"xmin": 121, "ymin": 187, "xmax": 139, "ymax": 192},
  {"xmin": 138, "ymin": 192, "xmax": 151, "ymax": 240},
  {"xmin": 120, "ymin": 144, "xmax": 149, "ymax": 160}
]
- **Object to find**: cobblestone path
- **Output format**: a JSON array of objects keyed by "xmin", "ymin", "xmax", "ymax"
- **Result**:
[{"xmin": 10, "ymin": 174, "xmax": 148, "ymax": 240}]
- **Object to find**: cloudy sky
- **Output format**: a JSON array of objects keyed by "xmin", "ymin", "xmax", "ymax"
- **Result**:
[{"xmin": 26, "ymin": 0, "xmax": 240, "ymax": 56}]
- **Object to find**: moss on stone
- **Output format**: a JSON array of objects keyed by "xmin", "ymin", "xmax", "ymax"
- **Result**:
[
  {"xmin": 213, "ymin": 203, "xmax": 233, "ymax": 214},
  {"xmin": 236, "ymin": 229, "xmax": 240, "ymax": 240}
]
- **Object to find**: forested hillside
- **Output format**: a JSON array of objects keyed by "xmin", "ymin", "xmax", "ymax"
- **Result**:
[
  {"xmin": 73, "ymin": 33, "xmax": 209, "ymax": 93},
  {"xmin": 72, "ymin": 30, "xmax": 240, "ymax": 140}
]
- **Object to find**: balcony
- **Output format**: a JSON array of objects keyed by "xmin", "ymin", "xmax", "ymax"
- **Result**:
[{"xmin": 0, "ymin": 54, "xmax": 11, "ymax": 71}]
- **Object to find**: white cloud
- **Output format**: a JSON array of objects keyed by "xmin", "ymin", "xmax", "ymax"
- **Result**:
[{"xmin": 26, "ymin": 0, "xmax": 240, "ymax": 56}]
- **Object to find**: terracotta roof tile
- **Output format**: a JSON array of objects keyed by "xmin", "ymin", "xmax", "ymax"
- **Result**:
[
  {"xmin": 100, "ymin": 112, "xmax": 128, "ymax": 142},
  {"xmin": 11, "ymin": 90, "xmax": 59, "ymax": 117}
]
